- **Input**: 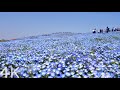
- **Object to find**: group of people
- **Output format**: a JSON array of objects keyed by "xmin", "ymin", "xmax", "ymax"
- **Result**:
[{"xmin": 92, "ymin": 27, "xmax": 120, "ymax": 33}]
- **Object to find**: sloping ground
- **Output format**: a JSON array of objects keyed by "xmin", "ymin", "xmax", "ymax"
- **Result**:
[
  {"xmin": 0, "ymin": 39, "xmax": 9, "ymax": 42},
  {"xmin": 0, "ymin": 32, "xmax": 120, "ymax": 78}
]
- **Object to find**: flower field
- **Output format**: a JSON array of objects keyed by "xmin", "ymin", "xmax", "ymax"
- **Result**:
[{"xmin": 0, "ymin": 32, "xmax": 120, "ymax": 78}]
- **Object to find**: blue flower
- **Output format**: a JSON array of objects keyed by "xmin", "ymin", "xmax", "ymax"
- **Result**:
[
  {"xmin": 55, "ymin": 70, "xmax": 60, "ymax": 74},
  {"xmin": 36, "ymin": 74, "xmax": 42, "ymax": 78},
  {"xmin": 58, "ymin": 64, "xmax": 62, "ymax": 68},
  {"xmin": 65, "ymin": 72, "xmax": 71, "ymax": 77},
  {"xmin": 58, "ymin": 68, "xmax": 61, "ymax": 71},
  {"xmin": 71, "ymin": 72, "xmax": 75, "ymax": 75},
  {"xmin": 61, "ymin": 74, "xmax": 65, "ymax": 78},
  {"xmin": 48, "ymin": 76, "xmax": 53, "ymax": 78},
  {"xmin": 23, "ymin": 73, "xmax": 27, "ymax": 77},
  {"xmin": 41, "ymin": 71, "xmax": 46, "ymax": 76},
  {"xmin": 51, "ymin": 73, "xmax": 55, "ymax": 77}
]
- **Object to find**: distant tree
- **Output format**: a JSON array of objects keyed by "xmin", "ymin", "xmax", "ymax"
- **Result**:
[{"xmin": 0, "ymin": 39, "xmax": 9, "ymax": 42}]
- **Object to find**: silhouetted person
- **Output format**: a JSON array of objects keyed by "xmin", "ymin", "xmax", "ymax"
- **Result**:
[
  {"xmin": 99, "ymin": 29, "xmax": 101, "ymax": 33},
  {"xmin": 114, "ymin": 28, "xmax": 117, "ymax": 31},
  {"xmin": 116, "ymin": 28, "xmax": 119, "ymax": 31},
  {"xmin": 101, "ymin": 29, "xmax": 103, "ymax": 33},
  {"xmin": 99, "ymin": 29, "xmax": 103, "ymax": 33},
  {"xmin": 92, "ymin": 29, "xmax": 96, "ymax": 33},
  {"xmin": 98, "ymin": 29, "xmax": 100, "ymax": 33},
  {"xmin": 118, "ymin": 28, "xmax": 120, "ymax": 31},
  {"xmin": 112, "ymin": 27, "xmax": 114, "ymax": 32},
  {"xmin": 106, "ymin": 27, "xmax": 110, "ymax": 33}
]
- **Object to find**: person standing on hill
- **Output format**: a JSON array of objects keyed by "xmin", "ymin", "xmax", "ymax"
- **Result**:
[
  {"xmin": 101, "ymin": 29, "xmax": 103, "ymax": 33},
  {"xmin": 118, "ymin": 28, "xmax": 120, "ymax": 31},
  {"xmin": 112, "ymin": 27, "xmax": 114, "ymax": 32},
  {"xmin": 114, "ymin": 28, "xmax": 117, "ymax": 31},
  {"xmin": 106, "ymin": 26, "xmax": 110, "ymax": 33},
  {"xmin": 99, "ymin": 29, "xmax": 103, "ymax": 33},
  {"xmin": 92, "ymin": 28, "xmax": 96, "ymax": 33}
]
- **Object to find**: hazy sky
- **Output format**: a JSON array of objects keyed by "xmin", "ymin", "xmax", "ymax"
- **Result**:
[{"xmin": 0, "ymin": 12, "xmax": 120, "ymax": 39}]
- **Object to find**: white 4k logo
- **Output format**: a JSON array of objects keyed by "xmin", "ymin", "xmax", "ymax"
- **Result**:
[{"xmin": 0, "ymin": 66, "xmax": 19, "ymax": 78}]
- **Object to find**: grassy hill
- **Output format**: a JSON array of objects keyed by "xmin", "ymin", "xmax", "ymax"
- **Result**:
[{"xmin": 0, "ymin": 32, "xmax": 120, "ymax": 78}]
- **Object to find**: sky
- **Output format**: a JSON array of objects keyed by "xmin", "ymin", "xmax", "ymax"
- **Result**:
[{"xmin": 0, "ymin": 12, "xmax": 120, "ymax": 39}]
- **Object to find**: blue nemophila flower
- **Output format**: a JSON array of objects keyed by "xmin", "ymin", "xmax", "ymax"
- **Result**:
[
  {"xmin": 45, "ymin": 61, "xmax": 49, "ymax": 65},
  {"xmin": 48, "ymin": 76, "xmax": 53, "ymax": 78},
  {"xmin": 51, "ymin": 73, "xmax": 55, "ymax": 77},
  {"xmin": 27, "ymin": 69, "xmax": 32, "ymax": 73},
  {"xmin": 37, "ymin": 65, "xmax": 41, "ymax": 68},
  {"xmin": 72, "ymin": 75, "xmax": 78, "ymax": 78},
  {"xmin": 23, "ymin": 73, "xmax": 27, "ymax": 77},
  {"xmin": 101, "ymin": 72, "xmax": 106, "ymax": 78},
  {"xmin": 89, "ymin": 65, "xmax": 94, "ymax": 70},
  {"xmin": 36, "ymin": 74, "xmax": 42, "ymax": 78},
  {"xmin": 58, "ymin": 64, "xmax": 62, "ymax": 68},
  {"xmin": 83, "ymin": 74, "xmax": 88, "ymax": 78},
  {"xmin": 71, "ymin": 72, "xmax": 75, "ymax": 75},
  {"xmin": 50, "ymin": 62, "xmax": 55, "ymax": 66},
  {"xmin": 41, "ymin": 71, "xmax": 46, "ymax": 76},
  {"xmin": 55, "ymin": 70, "xmax": 60, "ymax": 74},
  {"xmin": 66, "ymin": 68, "xmax": 70, "ymax": 71},
  {"xmin": 78, "ymin": 70, "xmax": 84, "ymax": 75},
  {"xmin": 52, "ymin": 69, "xmax": 56, "ymax": 73},
  {"xmin": 61, "ymin": 74, "xmax": 65, "ymax": 78},
  {"xmin": 79, "ymin": 63, "xmax": 83, "ymax": 68},
  {"xmin": 65, "ymin": 72, "xmax": 71, "ymax": 77},
  {"xmin": 42, "ymin": 65, "xmax": 46, "ymax": 69},
  {"xmin": 58, "ymin": 68, "xmax": 61, "ymax": 71},
  {"xmin": 47, "ymin": 68, "xmax": 51, "ymax": 72}
]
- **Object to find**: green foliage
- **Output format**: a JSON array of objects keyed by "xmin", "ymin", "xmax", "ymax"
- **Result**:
[
  {"xmin": 112, "ymin": 36, "xmax": 120, "ymax": 40},
  {"xmin": 0, "ymin": 39, "xmax": 8, "ymax": 42},
  {"xmin": 95, "ymin": 38, "xmax": 103, "ymax": 41}
]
